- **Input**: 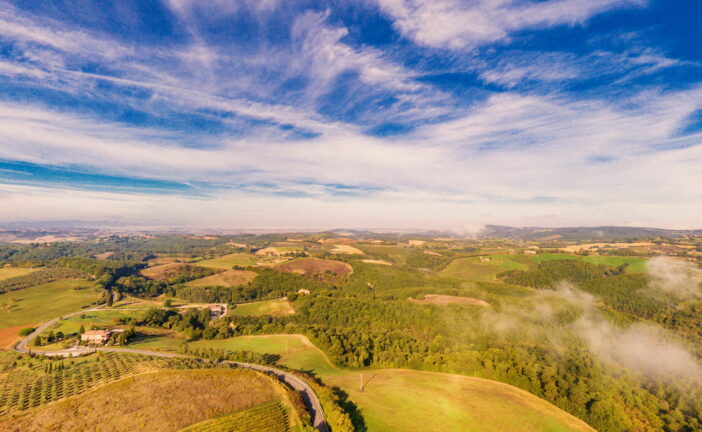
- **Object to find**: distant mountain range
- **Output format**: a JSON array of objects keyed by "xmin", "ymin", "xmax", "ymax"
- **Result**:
[
  {"xmin": 0, "ymin": 224, "xmax": 700, "ymax": 243},
  {"xmin": 478, "ymin": 225, "xmax": 702, "ymax": 241}
]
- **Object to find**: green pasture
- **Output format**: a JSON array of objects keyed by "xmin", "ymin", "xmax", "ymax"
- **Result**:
[
  {"xmin": 189, "ymin": 334, "xmax": 337, "ymax": 376},
  {"xmin": 580, "ymin": 256, "xmax": 647, "ymax": 273},
  {"xmin": 440, "ymin": 254, "xmax": 533, "ymax": 282},
  {"xmin": 0, "ymin": 279, "xmax": 99, "ymax": 328},
  {"xmin": 323, "ymin": 369, "xmax": 595, "ymax": 432},
  {"xmin": 195, "ymin": 253, "xmax": 260, "ymax": 269}
]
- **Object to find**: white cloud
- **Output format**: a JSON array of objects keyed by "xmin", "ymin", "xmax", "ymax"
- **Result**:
[{"xmin": 375, "ymin": 0, "xmax": 646, "ymax": 49}]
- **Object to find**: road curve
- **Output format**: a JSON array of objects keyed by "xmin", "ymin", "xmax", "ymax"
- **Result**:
[{"xmin": 14, "ymin": 308, "xmax": 329, "ymax": 432}]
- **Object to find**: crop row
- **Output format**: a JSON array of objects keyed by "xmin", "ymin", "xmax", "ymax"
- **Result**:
[{"xmin": 179, "ymin": 401, "xmax": 288, "ymax": 432}]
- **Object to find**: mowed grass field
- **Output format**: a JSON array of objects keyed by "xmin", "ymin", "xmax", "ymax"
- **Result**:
[
  {"xmin": 0, "ymin": 369, "xmax": 286, "ymax": 432},
  {"xmin": 0, "ymin": 267, "xmax": 39, "ymax": 281},
  {"xmin": 231, "ymin": 299, "xmax": 295, "ymax": 317},
  {"xmin": 185, "ymin": 269, "xmax": 257, "ymax": 287},
  {"xmin": 0, "ymin": 279, "xmax": 99, "ymax": 329},
  {"xmin": 195, "ymin": 253, "xmax": 260, "ymax": 269},
  {"xmin": 323, "ymin": 370, "xmax": 595, "ymax": 432}
]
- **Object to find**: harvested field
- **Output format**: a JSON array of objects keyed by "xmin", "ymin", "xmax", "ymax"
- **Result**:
[
  {"xmin": 331, "ymin": 244, "xmax": 364, "ymax": 255},
  {"xmin": 140, "ymin": 263, "xmax": 189, "ymax": 280},
  {"xmin": 196, "ymin": 253, "xmax": 260, "ymax": 269},
  {"xmin": 140, "ymin": 264, "xmax": 216, "ymax": 282},
  {"xmin": 562, "ymin": 242, "xmax": 654, "ymax": 252},
  {"xmin": 0, "ymin": 324, "xmax": 35, "ymax": 349},
  {"xmin": 226, "ymin": 242, "xmax": 248, "ymax": 248},
  {"xmin": 318, "ymin": 237, "xmax": 357, "ymax": 245},
  {"xmin": 231, "ymin": 299, "xmax": 295, "ymax": 317},
  {"xmin": 274, "ymin": 258, "xmax": 352, "ymax": 281},
  {"xmin": 409, "ymin": 294, "xmax": 490, "ymax": 307},
  {"xmin": 0, "ymin": 369, "xmax": 281, "ymax": 432},
  {"xmin": 147, "ymin": 256, "xmax": 192, "ymax": 266},
  {"xmin": 408, "ymin": 240, "xmax": 426, "ymax": 247},
  {"xmin": 185, "ymin": 270, "xmax": 257, "ymax": 287},
  {"xmin": 361, "ymin": 259, "xmax": 392, "ymax": 266}
]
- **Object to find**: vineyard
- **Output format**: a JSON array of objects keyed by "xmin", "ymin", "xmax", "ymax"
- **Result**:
[
  {"xmin": 0, "ymin": 352, "xmax": 214, "ymax": 416},
  {"xmin": 179, "ymin": 401, "xmax": 289, "ymax": 432}
]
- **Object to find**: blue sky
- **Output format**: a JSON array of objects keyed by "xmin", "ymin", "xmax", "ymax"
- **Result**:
[{"xmin": 0, "ymin": 0, "xmax": 700, "ymax": 230}]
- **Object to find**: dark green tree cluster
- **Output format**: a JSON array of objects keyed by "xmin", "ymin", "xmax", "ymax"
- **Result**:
[{"xmin": 502, "ymin": 259, "xmax": 627, "ymax": 288}]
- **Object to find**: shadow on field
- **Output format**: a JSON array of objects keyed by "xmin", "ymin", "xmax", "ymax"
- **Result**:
[{"xmin": 333, "ymin": 387, "xmax": 367, "ymax": 432}]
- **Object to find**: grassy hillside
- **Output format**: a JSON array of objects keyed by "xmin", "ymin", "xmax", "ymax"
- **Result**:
[
  {"xmin": 0, "ymin": 279, "xmax": 99, "ymax": 329},
  {"xmin": 440, "ymin": 255, "xmax": 532, "ymax": 282},
  {"xmin": 186, "ymin": 334, "xmax": 594, "ymax": 432},
  {"xmin": 179, "ymin": 401, "xmax": 288, "ymax": 432},
  {"xmin": 325, "ymin": 370, "xmax": 594, "ymax": 432},
  {"xmin": 0, "ymin": 267, "xmax": 39, "ymax": 281},
  {"xmin": 0, "ymin": 369, "xmax": 285, "ymax": 432}
]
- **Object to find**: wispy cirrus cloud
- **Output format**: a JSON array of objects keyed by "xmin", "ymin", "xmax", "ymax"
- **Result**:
[
  {"xmin": 374, "ymin": 0, "xmax": 647, "ymax": 49},
  {"xmin": 0, "ymin": 0, "xmax": 700, "ymax": 229}
]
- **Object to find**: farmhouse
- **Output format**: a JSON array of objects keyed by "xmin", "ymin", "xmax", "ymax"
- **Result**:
[
  {"xmin": 208, "ymin": 304, "xmax": 227, "ymax": 318},
  {"xmin": 81, "ymin": 329, "xmax": 124, "ymax": 345}
]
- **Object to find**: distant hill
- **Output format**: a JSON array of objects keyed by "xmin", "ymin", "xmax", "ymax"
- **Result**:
[{"xmin": 479, "ymin": 225, "xmax": 702, "ymax": 241}]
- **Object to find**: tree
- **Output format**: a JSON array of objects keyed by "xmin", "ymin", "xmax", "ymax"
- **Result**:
[
  {"xmin": 79, "ymin": 325, "xmax": 85, "ymax": 334},
  {"xmin": 18, "ymin": 327, "xmax": 34, "ymax": 337},
  {"xmin": 164, "ymin": 298, "xmax": 173, "ymax": 308}
]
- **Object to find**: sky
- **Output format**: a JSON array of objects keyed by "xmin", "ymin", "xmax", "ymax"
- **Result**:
[{"xmin": 0, "ymin": 0, "xmax": 701, "ymax": 231}]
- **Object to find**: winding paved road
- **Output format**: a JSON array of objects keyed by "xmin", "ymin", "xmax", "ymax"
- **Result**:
[{"xmin": 14, "ymin": 307, "xmax": 329, "ymax": 432}]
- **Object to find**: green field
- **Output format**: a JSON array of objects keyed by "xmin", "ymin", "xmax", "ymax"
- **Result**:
[
  {"xmin": 0, "ymin": 279, "xmax": 99, "ymax": 328},
  {"xmin": 186, "ymin": 334, "xmax": 594, "ymax": 432},
  {"xmin": 440, "ymin": 255, "xmax": 533, "ymax": 282},
  {"xmin": 324, "ymin": 369, "xmax": 594, "ymax": 432},
  {"xmin": 189, "ymin": 334, "xmax": 337, "ymax": 375},
  {"xmin": 195, "ymin": 253, "xmax": 260, "ymax": 269},
  {"xmin": 580, "ymin": 256, "xmax": 647, "ymax": 273},
  {"xmin": 39, "ymin": 309, "xmax": 138, "ymax": 337},
  {"xmin": 0, "ymin": 267, "xmax": 39, "ymax": 281},
  {"xmin": 231, "ymin": 299, "xmax": 295, "ymax": 317},
  {"xmin": 532, "ymin": 254, "xmax": 577, "ymax": 263}
]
